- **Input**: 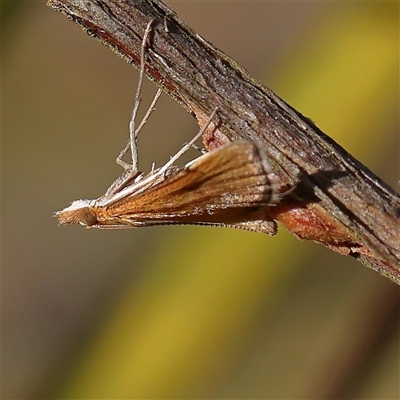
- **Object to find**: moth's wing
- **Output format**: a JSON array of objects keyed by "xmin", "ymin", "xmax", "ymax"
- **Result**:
[{"xmin": 107, "ymin": 141, "xmax": 281, "ymax": 225}]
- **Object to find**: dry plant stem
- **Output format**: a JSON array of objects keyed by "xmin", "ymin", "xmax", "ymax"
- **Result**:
[{"xmin": 47, "ymin": 0, "xmax": 400, "ymax": 284}]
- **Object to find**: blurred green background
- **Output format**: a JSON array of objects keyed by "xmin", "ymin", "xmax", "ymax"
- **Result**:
[{"xmin": 3, "ymin": 1, "xmax": 399, "ymax": 399}]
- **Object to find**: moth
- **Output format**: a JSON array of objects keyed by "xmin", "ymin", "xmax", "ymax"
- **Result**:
[
  {"xmin": 55, "ymin": 139, "xmax": 283, "ymax": 234},
  {"xmin": 55, "ymin": 20, "xmax": 286, "ymax": 235}
]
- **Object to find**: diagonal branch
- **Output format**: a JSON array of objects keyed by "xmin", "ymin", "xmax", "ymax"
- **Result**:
[{"xmin": 47, "ymin": 0, "xmax": 400, "ymax": 284}]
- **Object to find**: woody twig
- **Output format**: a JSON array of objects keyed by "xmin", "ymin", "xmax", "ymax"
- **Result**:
[{"xmin": 47, "ymin": 0, "xmax": 400, "ymax": 284}]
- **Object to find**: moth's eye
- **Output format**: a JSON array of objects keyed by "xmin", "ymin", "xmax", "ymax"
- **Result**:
[{"xmin": 78, "ymin": 208, "xmax": 98, "ymax": 226}]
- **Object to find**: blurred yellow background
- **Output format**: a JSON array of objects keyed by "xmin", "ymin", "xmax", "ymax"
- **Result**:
[{"xmin": 3, "ymin": 1, "xmax": 399, "ymax": 399}]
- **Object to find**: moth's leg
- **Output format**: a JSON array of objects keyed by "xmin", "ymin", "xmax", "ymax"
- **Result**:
[
  {"xmin": 102, "ymin": 167, "xmax": 141, "ymax": 198},
  {"xmin": 158, "ymin": 106, "xmax": 219, "ymax": 176},
  {"xmin": 190, "ymin": 142, "xmax": 207, "ymax": 155},
  {"xmin": 116, "ymin": 19, "xmax": 162, "ymax": 172},
  {"xmin": 116, "ymin": 142, "xmax": 132, "ymax": 171},
  {"xmin": 135, "ymin": 88, "xmax": 162, "ymax": 138},
  {"xmin": 116, "ymin": 87, "xmax": 162, "ymax": 171}
]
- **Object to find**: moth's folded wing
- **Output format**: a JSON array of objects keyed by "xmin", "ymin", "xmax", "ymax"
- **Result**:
[{"xmin": 107, "ymin": 142, "xmax": 279, "ymax": 222}]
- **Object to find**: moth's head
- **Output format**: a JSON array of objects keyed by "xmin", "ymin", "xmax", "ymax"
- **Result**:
[{"xmin": 54, "ymin": 199, "xmax": 98, "ymax": 227}]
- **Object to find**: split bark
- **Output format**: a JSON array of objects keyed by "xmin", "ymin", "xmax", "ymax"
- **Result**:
[{"xmin": 47, "ymin": 0, "xmax": 400, "ymax": 284}]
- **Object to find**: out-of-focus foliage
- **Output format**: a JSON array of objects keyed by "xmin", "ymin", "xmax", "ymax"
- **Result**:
[{"xmin": 3, "ymin": 2, "xmax": 398, "ymax": 399}]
